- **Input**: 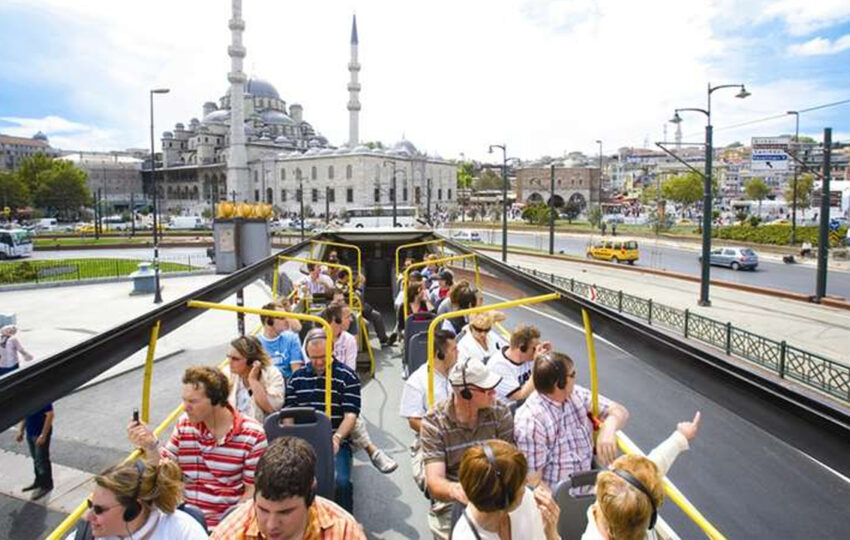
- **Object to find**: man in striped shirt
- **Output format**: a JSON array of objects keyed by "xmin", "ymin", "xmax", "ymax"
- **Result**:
[
  {"xmin": 284, "ymin": 329, "xmax": 361, "ymax": 512},
  {"xmin": 420, "ymin": 357, "xmax": 515, "ymax": 539},
  {"xmin": 128, "ymin": 366, "xmax": 268, "ymax": 528},
  {"xmin": 212, "ymin": 437, "xmax": 365, "ymax": 540}
]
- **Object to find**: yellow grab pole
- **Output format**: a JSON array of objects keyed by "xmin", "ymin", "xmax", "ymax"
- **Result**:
[
  {"xmin": 278, "ymin": 256, "xmax": 357, "ymax": 315},
  {"xmin": 141, "ymin": 320, "xmax": 161, "ymax": 424},
  {"xmin": 359, "ymin": 317, "xmax": 376, "ymax": 376},
  {"xmin": 402, "ymin": 254, "xmax": 479, "ymax": 321},
  {"xmin": 188, "ymin": 300, "xmax": 335, "ymax": 416},
  {"xmin": 581, "ymin": 308, "xmax": 600, "ymax": 437},
  {"xmin": 395, "ymin": 238, "xmax": 447, "ymax": 278},
  {"xmin": 272, "ymin": 258, "xmax": 280, "ymax": 299},
  {"xmin": 310, "ymin": 240, "xmax": 363, "ymax": 280},
  {"xmin": 425, "ymin": 293, "xmax": 559, "ymax": 407},
  {"xmin": 617, "ymin": 432, "xmax": 727, "ymax": 540}
]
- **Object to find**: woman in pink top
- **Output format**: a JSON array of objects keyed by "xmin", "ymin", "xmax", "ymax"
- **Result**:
[{"xmin": 0, "ymin": 325, "xmax": 34, "ymax": 376}]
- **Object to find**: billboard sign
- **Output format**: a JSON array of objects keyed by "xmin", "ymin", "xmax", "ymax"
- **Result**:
[{"xmin": 751, "ymin": 136, "xmax": 791, "ymax": 172}]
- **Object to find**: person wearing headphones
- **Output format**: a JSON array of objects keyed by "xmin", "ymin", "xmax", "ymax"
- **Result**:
[
  {"xmin": 456, "ymin": 311, "xmax": 508, "ymax": 365},
  {"xmin": 420, "ymin": 357, "xmax": 515, "ymax": 539},
  {"xmin": 584, "ymin": 412, "xmax": 701, "ymax": 540},
  {"xmin": 212, "ymin": 437, "xmax": 366, "ymax": 540},
  {"xmin": 514, "ymin": 351, "xmax": 630, "ymax": 490},
  {"xmin": 257, "ymin": 302, "xmax": 304, "ymax": 379},
  {"xmin": 488, "ymin": 324, "xmax": 551, "ymax": 403},
  {"xmin": 127, "ymin": 366, "xmax": 268, "ymax": 528},
  {"xmin": 222, "ymin": 335, "xmax": 285, "ymax": 423},
  {"xmin": 452, "ymin": 440, "xmax": 560, "ymax": 540},
  {"xmin": 70, "ymin": 460, "xmax": 207, "ymax": 539}
]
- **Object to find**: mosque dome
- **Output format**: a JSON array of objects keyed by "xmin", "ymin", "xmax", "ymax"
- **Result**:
[
  {"xmin": 335, "ymin": 147, "xmax": 351, "ymax": 155},
  {"xmin": 274, "ymin": 135, "xmax": 291, "ymax": 144},
  {"xmin": 261, "ymin": 110, "xmax": 296, "ymax": 126},
  {"xmin": 33, "ymin": 131, "xmax": 48, "ymax": 142},
  {"xmin": 352, "ymin": 145, "xmax": 370, "ymax": 153},
  {"xmin": 202, "ymin": 109, "xmax": 230, "ymax": 124},
  {"xmin": 245, "ymin": 78, "xmax": 280, "ymax": 99},
  {"xmin": 393, "ymin": 139, "xmax": 419, "ymax": 155}
]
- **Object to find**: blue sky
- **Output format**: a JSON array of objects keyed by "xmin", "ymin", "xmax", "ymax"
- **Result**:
[{"xmin": 1, "ymin": 0, "xmax": 848, "ymax": 160}]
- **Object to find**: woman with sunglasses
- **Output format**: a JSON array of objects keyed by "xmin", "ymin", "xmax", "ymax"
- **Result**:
[
  {"xmin": 457, "ymin": 312, "xmax": 507, "ymax": 365},
  {"xmin": 72, "ymin": 460, "xmax": 207, "ymax": 539},
  {"xmin": 222, "ymin": 335, "xmax": 285, "ymax": 423}
]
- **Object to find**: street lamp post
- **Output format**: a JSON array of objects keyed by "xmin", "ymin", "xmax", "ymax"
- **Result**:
[
  {"xmin": 787, "ymin": 110, "xmax": 800, "ymax": 245},
  {"xmin": 670, "ymin": 82, "xmax": 750, "ymax": 307},
  {"xmin": 595, "ymin": 139, "xmax": 603, "ymax": 216},
  {"xmin": 299, "ymin": 176, "xmax": 305, "ymax": 240},
  {"xmin": 149, "ymin": 87, "xmax": 169, "ymax": 304},
  {"xmin": 488, "ymin": 144, "xmax": 508, "ymax": 262}
]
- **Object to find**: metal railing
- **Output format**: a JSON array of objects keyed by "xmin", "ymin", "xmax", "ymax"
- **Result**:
[
  {"xmin": 0, "ymin": 255, "xmax": 210, "ymax": 286},
  {"xmin": 514, "ymin": 265, "xmax": 850, "ymax": 403}
]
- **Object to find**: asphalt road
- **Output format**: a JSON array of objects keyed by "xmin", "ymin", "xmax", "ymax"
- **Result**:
[{"xmin": 445, "ymin": 228, "xmax": 850, "ymax": 299}]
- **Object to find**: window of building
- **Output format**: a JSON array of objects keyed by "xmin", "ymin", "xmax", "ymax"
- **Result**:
[
  {"xmin": 447, "ymin": 188, "xmax": 452, "ymax": 200},
  {"xmin": 296, "ymin": 188, "xmax": 302, "ymax": 202},
  {"xmin": 438, "ymin": 188, "xmax": 443, "ymax": 200},
  {"xmin": 389, "ymin": 187, "xmax": 395, "ymax": 201},
  {"xmin": 328, "ymin": 166, "xmax": 334, "ymax": 179},
  {"xmin": 254, "ymin": 189, "xmax": 259, "ymax": 202},
  {"xmin": 312, "ymin": 188, "xmax": 318, "ymax": 203},
  {"xmin": 403, "ymin": 187, "xmax": 409, "ymax": 201},
  {"xmin": 266, "ymin": 187, "xmax": 273, "ymax": 203},
  {"xmin": 281, "ymin": 189, "xmax": 287, "ymax": 202},
  {"xmin": 296, "ymin": 168, "xmax": 302, "ymax": 180},
  {"xmin": 281, "ymin": 169, "xmax": 286, "ymax": 181},
  {"xmin": 311, "ymin": 166, "xmax": 317, "ymax": 180},
  {"xmin": 346, "ymin": 164, "xmax": 353, "ymax": 179},
  {"xmin": 328, "ymin": 188, "xmax": 335, "ymax": 202},
  {"xmin": 346, "ymin": 188, "xmax": 354, "ymax": 203},
  {"xmin": 374, "ymin": 187, "xmax": 381, "ymax": 203},
  {"xmin": 254, "ymin": 170, "xmax": 258, "ymax": 183},
  {"xmin": 415, "ymin": 186, "xmax": 421, "ymax": 204}
]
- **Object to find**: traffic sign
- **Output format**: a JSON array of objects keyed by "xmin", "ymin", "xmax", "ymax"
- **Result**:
[{"xmin": 751, "ymin": 136, "xmax": 790, "ymax": 172}]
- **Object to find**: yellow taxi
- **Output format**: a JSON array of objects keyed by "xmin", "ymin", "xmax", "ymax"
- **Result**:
[
  {"xmin": 586, "ymin": 239, "xmax": 639, "ymax": 265},
  {"xmin": 74, "ymin": 223, "xmax": 96, "ymax": 234}
]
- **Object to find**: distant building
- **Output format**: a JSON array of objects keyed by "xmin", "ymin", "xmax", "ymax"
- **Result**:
[
  {"xmin": 515, "ymin": 167, "xmax": 599, "ymax": 210},
  {"xmin": 60, "ymin": 151, "xmax": 146, "ymax": 212},
  {"xmin": 0, "ymin": 131, "xmax": 58, "ymax": 170}
]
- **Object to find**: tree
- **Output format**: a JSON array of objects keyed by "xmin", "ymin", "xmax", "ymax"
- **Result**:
[
  {"xmin": 639, "ymin": 183, "xmax": 662, "ymax": 205},
  {"xmin": 587, "ymin": 206, "xmax": 602, "ymax": 229},
  {"xmin": 363, "ymin": 141, "xmax": 384, "ymax": 150},
  {"xmin": 16, "ymin": 152, "xmax": 54, "ymax": 196},
  {"xmin": 783, "ymin": 173, "xmax": 814, "ymax": 218},
  {"xmin": 561, "ymin": 200, "xmax": 581, "ymax": 223},
  {"xmin": 35, "ymin": 161, "xmax": 91, "ymax": 220},
  {"xmin": 744, "ymin": 177, "xmax": 770, "ymax": 217},
  {"xmin": 0, "ymin": 171, "xmax": 31, "ymax": 213},
  {"xmin": 475, "ymin": 169, "xmax": 503, "ymax": 190},
  {"xmin": 457, "ymin": 161, "xmax": 475, "ymax": 189},
  {"xmin": 726, "ymin": 141, "xmax": 743, "ymax": 148},
  {"xmin": 662, "ymin": 173, "xmax": 702, "ymax": 212}
]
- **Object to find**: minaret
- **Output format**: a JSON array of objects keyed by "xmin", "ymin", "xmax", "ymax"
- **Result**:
[
  {"xmin": 347, "ymin": 14, "xmax": 361, "ymax": 147},
  {"xmin": 227, "ymin": 0, "xmax": 250, "ymax": 201}
]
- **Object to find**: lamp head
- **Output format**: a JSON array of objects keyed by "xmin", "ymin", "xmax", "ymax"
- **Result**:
[
  {"xmin": 786, "ymin": 110, "xmax": 797, "ymax": 116},
  {"xmin": 669, "ymin": 112, "xmax": 682, "ymax": 124},
  {"xmin": 488, "ymin": 146, "xmax": 494, "ymax": 154},
  {"xmin": 151, "ymin": 88, "xmax": 170, "ymax": 95},
  {"xmin": 735, "ymin": 86, "xmax": 750, "ymax": 99}
]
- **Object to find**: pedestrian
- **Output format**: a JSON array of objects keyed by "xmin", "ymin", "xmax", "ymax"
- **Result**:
[
  {"xmin": 601, "ymin": 221, "xmax": 607, "ymax": 236},
  {"xmin": 0, "ymin": 325, "xmax": 34, "ymax": 376},
  {"xmin": 612, "ymin": 222, "xmax": 617, "ymax": 236},
  {"xmin": 17, "ymin": 402, "xmax": 54, "ymax": 500}
]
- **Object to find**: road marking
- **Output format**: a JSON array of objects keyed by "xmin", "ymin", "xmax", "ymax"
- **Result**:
[
  {"xmin": 484, "ymin": 291, "xmax": 626, "ymax": 353},
  {"xmin": 795, "ymin": 446, "xmax": 850, "ymax": 486}
]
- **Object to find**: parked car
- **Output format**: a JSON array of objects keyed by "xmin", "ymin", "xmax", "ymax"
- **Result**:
[
  {"xmin": 700, "ymin": 247, "xmax": 759, "ymax": 270},
  {"xmin": 586, "ymin": 240, "xmax": 639, "ymax": 264},
  {"xmin": 75, "ymin": 223, "xmax": 96, "ymax": 234},
  {"xmin": 451, "ymin": 230, "xmax": 482, "ymax": 242}
]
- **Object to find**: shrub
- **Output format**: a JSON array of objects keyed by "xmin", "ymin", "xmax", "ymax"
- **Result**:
[{"xmin": 713, "ymin": 224, "xmax": 847, "ymax": 247}]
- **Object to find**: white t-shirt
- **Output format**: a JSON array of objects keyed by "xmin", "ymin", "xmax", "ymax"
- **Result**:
[
  {"xmin": 65, "ymin": 507, "xmax": 208, "ymax": 540},
  {"xmin": 457, "ymin": 331, "xmax": 505, "ymax": 365},
  {"xmin": 399, "ymin": 363, "xmax": 452, "ymax": 420},
  {"xmin": 452, "ymin": 487, "xmax": 546, "ymax": 540},
  {"xmin": 488, "ymin": 346, "xmax": 532, "ymax": 400},
  {"xmin": 297, "ymin": 273, "xmax": 334, "ymax": 296}
]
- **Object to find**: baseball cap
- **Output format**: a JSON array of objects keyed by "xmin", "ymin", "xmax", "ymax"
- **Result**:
[{"xmin": 449, "ymin": 357, "xmax": 502, "ymax": 390}]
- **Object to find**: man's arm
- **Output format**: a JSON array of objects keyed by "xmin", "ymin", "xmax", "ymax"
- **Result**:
[
  {"xmin": 508, "ymin": 376, "xmax": 535, "ymax": 401},
  {"xmin": 333, "ymin": 412, "xmax": 357, "ymax": 455},
  {"xmin": 425, "ymin": 461, "xmax": 468, "ymax": 504},
  {"xmin": 36, "ymin": 411, "xmax": 54, "ymax": 446},
  {"xmin": 407, "ymin": 417, "xmax": 423, "ymax": 433},
  {"xmin": 596, "ymin": 400, "xmax": 629, "ymax": 465}
]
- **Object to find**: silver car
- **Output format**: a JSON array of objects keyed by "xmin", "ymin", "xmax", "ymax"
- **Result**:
[{"xmin": 702, "ymin": 247, "xmax": 759, "ymax": 270}]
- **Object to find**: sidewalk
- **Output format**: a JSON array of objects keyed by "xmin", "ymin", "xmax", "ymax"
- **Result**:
[{"xmin": 503, "ymin": 251, "xmax": 850, "ymax": 368}]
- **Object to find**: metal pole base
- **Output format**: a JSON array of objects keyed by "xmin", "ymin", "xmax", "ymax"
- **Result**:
[{"xmin": 698, "ymin": 299, "xmax": 711, "ymax": 307}]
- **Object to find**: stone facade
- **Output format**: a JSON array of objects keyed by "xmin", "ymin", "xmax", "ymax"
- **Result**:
[
  {"xmin": 516, "ymin": 167, "xmax": 599, "ymax": 210},
  {"xmin": 0, "ymin": 132, "xmax": 58, "ymax": 170}
]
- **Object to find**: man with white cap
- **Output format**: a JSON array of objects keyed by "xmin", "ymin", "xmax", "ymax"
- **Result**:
[{"xmin": 419, "ymin": 356, "xmax": 515, "ymax": 539}]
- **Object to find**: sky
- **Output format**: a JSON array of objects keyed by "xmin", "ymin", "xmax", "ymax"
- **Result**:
[{"xmin": 1, "ymin": 0, "xmax": 849, "ymax": 161}]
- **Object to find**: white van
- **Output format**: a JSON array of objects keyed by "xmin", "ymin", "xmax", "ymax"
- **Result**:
[
  {"xmin": 169, "ymin": 216, "xmax": 204, "ymax": 230},
  {"xmin": 36, "ymin": 218, "xmax": 58, "ymax": 232}
]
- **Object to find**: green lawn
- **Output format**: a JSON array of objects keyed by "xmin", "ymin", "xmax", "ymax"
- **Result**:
[
  {"xmin": 34, "ymin": 237, "xmax": 153, "ymax": 247},
  {"xmin": 0, "ymin": 258, "xmax": 197, "ymax": 285}
]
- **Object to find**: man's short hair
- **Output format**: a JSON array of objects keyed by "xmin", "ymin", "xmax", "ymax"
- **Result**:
[
  {"xmin": 457, "ymin": 286, "xmax": 478, "ymax": 310},
  {"xmin": 448, "ymin": 280, "xmax": 471, "ymax": 305},
  {"xmin": 306, "ymin": 262, "xmax": 317, "ymax": 272},
  {"xmin": 261, "ymin": 302, "xmax": 284, "ymax": 326},
  {"xmin": 434, "ymin": 329, "xmax": 456, "ymax": 359},
  {"xmin": 182, "ymin": 366, "xmax": 230, "ymax": 407},
  {"xmin": 322, "ymin": 302, "xmax": 347, "ymax": 324},
  {"xmin": 254, "ymin": 437, "xmax": 316, "ymax": 503},
  {"xmin": 532, "ymin": 351, "xmax": 574, "ymax": 394},
  {"xmin": 510, "ymin": 324, "xmax": 541, "ymax": 352},
  {"xmin": 596, "ymin": 454, "xmax": 664, "ymax": 540}
]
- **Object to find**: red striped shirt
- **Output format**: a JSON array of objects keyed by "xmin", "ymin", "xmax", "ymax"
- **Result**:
[{"xmin": 160, "ymin": 406, "xmax": 267, "ymax": 527}]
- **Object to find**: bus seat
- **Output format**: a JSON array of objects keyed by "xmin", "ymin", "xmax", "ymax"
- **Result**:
[
  {"xmin": 177, "ymin": 502, "xmax": 208, "ymax": 532},
  {"xmin": 555, "ymin": 469, "xmax": 600, "ymax": 540},
  {"xmin": 450, "ymin": 501, "xmax": 466, "ymax": 529},
  {"xmin": 264, "ymin": 408, "xmax": 335, "ymax": 501},
  {"xmin": 403, "ymin": 313, "xmax": 436, "ymax": 377},
  {"xmin": 407, "ymin": 332, "xmax": 430, "ymax": 377}
]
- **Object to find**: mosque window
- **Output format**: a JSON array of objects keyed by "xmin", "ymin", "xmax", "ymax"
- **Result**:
[
  {"xmin": 346, "ymin": 188, "xmax": 354, "ymax": 203},
  {"xmin": 415, "ymin": 186, "xmax": 421, "ymax": 204},
  {"xmin": 281, "ymin": 189, "xmax": 287, "ymax": 202},
  {"xmin": 328, "ymin": 166, "xmax": 334, "ymax": 179},
  {"xmin": 374, "ymin": 187, "xmax": 380, "ymax": 203},
  {"xmin": 312, "ymin": 188, "xmax": 319, "ymax": 203},
  {"xmin": 254, "ymin": 170, "xmax": 259, "ymax": 183},
  {"xmin": 328, "ymin": 188, "xmax": 335, "ymax": 203},
  {"xmin": 281, "ymin": 169, "xmax": 286, "ymax": 181},
  {"xmin": 403, "ymin": 187, "xmax": 408, "ymax": 201},
  {"xmin": 266, "ymin": 187, "xmax": 273, "ymax": 203},
  {"xmin": 438, "ymin": 188, "xmax": 443, "ymax": 200},
  {"xmin": 254, "ymin": 190, "xmax": 260, "ymax": 202},
  {"xmin": 447, "ymin": 188, "xmax": 452, "ymax": 200},
  {"xmin": 296, "ymin": 168, "xmax": 302, "ymax": 180},
  {"xmin": 346, "ymin": 165, "xmax": 353, "ymax": 179},
  {"xmin": 311, "ymin": 166, "xmax": 317, "ymax": 180}
]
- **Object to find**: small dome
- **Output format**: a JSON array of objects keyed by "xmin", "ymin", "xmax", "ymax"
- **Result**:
[
  {"xmin": 261, "ymin": 110, "xmax": 295, "ymax": 126},
  {"xmin": 304, "ymin": 147, "xmax": 321, "ymax": 155},
  {"xmin": 393, "ymin": 139, "xmax": 419, "ymax": 155},
  {"xmin": 190, "ymin": 118, "xmax": 200, "ymax": 125},
  {"xmin": 162, "ymin": 131, "xmax": 174, "ymax": 139},
  {"xmin": 335, "ymin": 147, "xmax": 351, "ymax": 155},
  {"xmin": 319, "ymin": 148, "xmax": 334, "ymax": 155},
  {"xmin": 202, "ymin": 109, "xmax": 230, "ymax": 124},
  {"xmin": 352, "ymin": 145, "xmax": 370, "ymax": 153},
  {"xmin": 274, "ymin": 135, "xmax": 290, "ymax": 144},
  {"xmin": 33, "ymin": 131, "xmax": 48, "ymax": 142},
  {"xmin": 245, "ymin": 77, "xmax": 280, "ymax": 100},
  {"xmin": 175, "ymin": 123, "xmax": 185, "ymax": 130},
  {"xmin": 244, "ymin": 123, "xmax": 257, "ymax": 137}
]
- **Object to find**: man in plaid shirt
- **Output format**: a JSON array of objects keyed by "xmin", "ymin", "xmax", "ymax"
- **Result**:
[{"xmin": 514, "ymin": 351, "xmax": 629, "ymax": 489}]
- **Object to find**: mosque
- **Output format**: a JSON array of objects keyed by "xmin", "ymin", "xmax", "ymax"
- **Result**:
[{"xmin": 152, "ymin": 9, "xmax": 456, "ymax": 218}]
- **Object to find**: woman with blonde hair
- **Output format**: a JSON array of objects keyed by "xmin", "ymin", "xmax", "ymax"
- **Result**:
[
  {"xmin": 453, "ymin": 439, "xmax": 560, "ymax": 539},
  {"xmin": 0, "ymin": 325, "xmax": 34, "ymax": 376},
  {"xmin": 70, "ymin": 459, "xmax": 207, "ymax": 539},
  {"xmin": 583, "ymin": 412, "xmax": 701, "ymax": 540},
  {"xmin": 457, "ymin": 311, "xmax": 507, "ymax": 364},
  {"xmin": 221, "ymin": 335, "xmax": 285, "ymax": 423}
]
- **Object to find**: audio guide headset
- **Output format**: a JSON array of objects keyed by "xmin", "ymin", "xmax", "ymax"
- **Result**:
[
  {"xmin": 122, "ymin": 460, "xmax": 146, "ymax": 522},
  {"xmin": 538, "ymin": 352, "xmax": 567, "ymax": 390},
  {"xmin": 459, "ymin": 357, "xmax": 473, "ymax": 400},
  {"xmin": 204, "ymin": 369, "xmax": 229, "ymax": 407},
  {"xmin": 482, "ymin": 443, "xmax": 511, "ymax": 510},
  {"xmin": 612, "ymin": 468, "xmax": 658, "ymax": 530}
]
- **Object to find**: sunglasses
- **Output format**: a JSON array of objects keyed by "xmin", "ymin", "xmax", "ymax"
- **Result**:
[
  {"xmin": 471, "ymin": 326, "xmax": 491, "ymax": 333},
  {"xmin": 87, "ymin": 498, "xmax": 120, "ymax": 516}
]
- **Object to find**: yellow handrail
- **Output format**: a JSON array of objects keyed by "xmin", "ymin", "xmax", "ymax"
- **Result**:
[
  {"xmin": 617, "ymin": 432, "xmax": 727, "ymax": 540},
  {"xmin": 310, "ymin": 240, "xmax": 362, "ymax": 279},
  {"xmin": 276, "ymin": 256, "xmax": 356, "ymax": 314},
  {"xmin": 581, "ymin": 309, "xmax": 600, "ymax": 444},
  {"xmin": 394, "ymin": 238, "xmax": 447, "ymax": 278},
  {"xmin": 425, "ymin": 293, "xmax": 560, "ymax": 407},
  {"xmin": 358, "ymin": 316, "xmax": 376, "ymax": 376},
  {"xmin": 188, "ymin": 301, "xmax": 335, "ymax": 416},
  {"xmin": 402, "ymin": 254, "xmax": 481, "ymax": 321},
  {"xmin": 141, "ymin": 321, "xmax": 161, "ymax": 424}
]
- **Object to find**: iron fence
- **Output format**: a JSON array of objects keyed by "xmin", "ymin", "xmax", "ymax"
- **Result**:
[
  {"xmin": 514, "ymin": 264, "xmax": 850, "ymax": 404},
  {"xmin": 0, "ymin": 256, "xmax": 210, "ymax": 286}
]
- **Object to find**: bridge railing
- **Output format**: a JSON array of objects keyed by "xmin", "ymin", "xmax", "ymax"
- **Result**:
[{"xmin": 514, "ymin": 265, "xmax": 850, "ymax": 404}]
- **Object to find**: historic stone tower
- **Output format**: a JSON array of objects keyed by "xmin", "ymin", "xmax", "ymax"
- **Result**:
[
  {"xmin": 347, "ymin": 14, "xmax": 361, "ymax": 147},
  {"xmin": 227, "ymin": 0, "xmax": 250, "ymax": 201}
]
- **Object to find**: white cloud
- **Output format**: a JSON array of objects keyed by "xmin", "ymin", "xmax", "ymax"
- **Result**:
[
  {"xmin": 0, "ymin": 115, "xmax": 120, "ymax": 151},
  {"xmin": 761, "ymin": 0, "xmax": 850, "ymax": 36},
  {"xmin": 788, "ymin": 34, "xmax": 850, "ymax": 56}
]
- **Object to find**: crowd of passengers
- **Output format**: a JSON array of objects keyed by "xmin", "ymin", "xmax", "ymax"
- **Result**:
[{"xmin": 70, "ymin": 251, "xmax": 701, "ymax": 539}]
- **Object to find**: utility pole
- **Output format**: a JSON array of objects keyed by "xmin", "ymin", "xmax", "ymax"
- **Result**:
[
  {"xmin": 426, "ymin": 177, "xmax": 432, "ymax": 225},
  {"xmin": 325, "ymin": 186, "xmax": 330, "ymax": 225},
  {"xmin": 815, "ymin": 128, "xmax": 832, "ymax": 302},
  {"xmin": 488, "ymin": 144, "xmax": 508, "ymax": 262},
  {"xmin": 549, "ymin": 164, "xmax": 555, "ymax": 255},
  {"xmin": 787, "ymin": 111, "xmax": 800, "ymax": 245},
  {"xmin": 299, "ymin": 177, "xmax": 305, "ymax": 240}
]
